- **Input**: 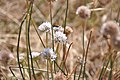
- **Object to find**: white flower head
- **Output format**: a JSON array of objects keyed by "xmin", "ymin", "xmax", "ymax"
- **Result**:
[
  {"xmin": 76, "ymin": 5, "xmax": 91, "ymax": 19},
  {"xmin": 29, "ymin": 52, "xmax": 40, "ymax": 59},
  {"xmin": 38, "ymin": 22, "xmax": 51, "ymax": 32},
  {"xmin": 40, "ymin": 48, "xmax": 57, "ymax": 61},
  {"xmin": 54, "ymin": 31, "xmax": 67, "ymax": 43}
]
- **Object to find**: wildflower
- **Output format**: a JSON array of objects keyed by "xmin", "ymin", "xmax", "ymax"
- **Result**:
[
  {"xmin": 76, "ymin": 5, "xmax": 91, "ymax": 19},
  {"xmin": 101, "ymin": 20, "xmax": 120, "ymax": 51},
  {"xmin": 54, "ymin": 31, "xmax": 67, "ymax": 43},
  {"xmin": 29, "ymin": 52, "xmax": 40, "ymax": 59},
  {"xmin": 38, "ymin": 22, "xmax": 51, "ymax": 32},
  {"xmin": 40, "ymin": 48, "xmax": 57, "ymax": 61},
  {"xmin": 100, "ymin": 21, "xmax": 120, "ymax": 37}
]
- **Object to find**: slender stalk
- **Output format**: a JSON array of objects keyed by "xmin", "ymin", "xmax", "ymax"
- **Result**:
[
  {"xmin": 67, "ymin": 64, "xmax": 79, "ymax": 80},
  {"xmin": 46, "ymin": 32, "xmax": 48, "ymax": 47},
  {"xmin": 63, "ymin": 0, "xmax": 69, "ymax": 33},
  {"xmin": 83, "ymin": 31, "xmax": 92, "ymax": 79},
  {"xmin": 47, "ymin": 60, "xmax": 49, "ymax": 80},
  {"xmin": 50, "ymin": 61, "xmax": 54, "ymax": 80},
  {"xmin": 98, "ymin": 52, "xmax": 112, "ymax": 80},
  {"xmin": 54, "ymin": 61, "xmax": 67, "ymax": 76},
  {"xmin": 26, "ymin": 12, "xmax": 31, "ymax": 80},
  {"xmin": 78, "ymin": 20, "xmax": 86, "ymax": 80},
  {"xmin": 74, "ymin": 67, "xmax": 77, "ymax": 80},
  {"xmin": 61, "ymin": 44, "xmax": 66, "ymax": 69},
  {"xmin": 64, "ymin": 42, "xmax": 73, "ymax": 74},
  {"xmin": 22, "ymin": 63, "xmax": 25, "ymax": 78},
  {"xmin": 49, "ymin": 1, "xmax": 55, "ymax": 77},
  {"xmin": 27, "ymin": 1, "xmax": 36, "ymax": 80},
  {"xmin": 17, "ymin": 13, "xmax": 27, "ymax": 80},
  {"xmin": 61, "ymin": 0, "xmax": 69, "ymax": 71},
  {"xmin": 78, "ymin": 65, "xmax": 82, "ymax": 80},
  {"xmin": 9, "ymin": 67, "xmax": 18, "ymax": 80},
  {"xmin": 32, "ymin": 19, "xmax": 46, "ymax": 48},
  {"xmin": 64, "ymin": 42, "xmax": 73, "ymax": 64},
  {"xmin": 49, "ymin": 1, "xmax": 54, "ymax": 51},
  {"xmin": 108, "ymin": 52, "xmax": 115, "ymax": 80},
  {"xmin": 108, "ymin": 59, "xmax": 113, "ymax": 80}
]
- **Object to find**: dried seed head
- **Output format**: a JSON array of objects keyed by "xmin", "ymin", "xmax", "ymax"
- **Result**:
[
  {"xmin": 101, "ymin": 21, "xmax": 120, "ymax": 37},
  {"xmin": 76, "ymin": 5, "xmax": 91, "ymax": 19},
  {"xmin": 65, "ymin": 26, "xmax": 73, "ymax": 36}
]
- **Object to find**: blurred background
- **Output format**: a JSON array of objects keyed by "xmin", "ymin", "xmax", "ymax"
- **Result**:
[{"xmin": 0, "ymin": 0, "xmax": 120, "ymax": 79}]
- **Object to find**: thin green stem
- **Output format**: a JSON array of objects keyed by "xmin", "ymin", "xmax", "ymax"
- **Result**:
[
  {"xmin": 50, "ymin": 61, "xmax": 54, "ymax": 80},
  {"xmin": 98, "ymin": 52, "xmax": 112, "ymax": 80},
  {"xmin": 9, "ymin": 67, "xmax": 18, "ymax": 80},
  {"xmin": 32, "ymin": 18, "xmax": 46, "ymax": 48},
  {"xmin": 61, "ymin": 0, "xmax": 69, "ymax": 70},
  {"xmin": 78, "ymin": 20, "xmax": 86, "ymax": 80},
  {"xmin": 74, "ymin": 67, "xmax": 77, "ymax": 80},
  {"xmin": 17, "ymin": 13, "xmax": 27, "ymax": 80},
  {"xmin": 49, "ymin": 1, "xmax": 55, "ymax": 76},
  {"xmin": 63, "ymin": 0, "xmax": 69, "ymax": 33},
  {"xmin": 83, "ymin": 31, "xmax": 92, "ymax": 79},
  {"xmin": 27, "ymin": 1, "xmax": 36, "ymax": 80},
  {"xmin": 47, "ymin": 60, "xmax": 49, "ymax": 80},
  {"xmin": 78, "ymin": 65, "xmax": 82, "ymax": 80},
  {"xmin": 108, "ymin": 59, "xmax": 113, "ymax": 80},
  {"xmin": 46, "ymin": 32, "xmax": 48, "ymax": 47},
  {"xmin": 49, "ymin": 1, "xmax": 54, "ymax": 51},
  {"xmin": 26, "ymin": 13, "xmax": 31, "ymax": 80},
  {"xmin": 54, "ymin": 61, "xmax": 67, "ymax": 76}
]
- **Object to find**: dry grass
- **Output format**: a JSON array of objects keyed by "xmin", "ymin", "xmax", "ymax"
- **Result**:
[{"xmin": 0, "ymin": 0, "xmax": 120, "ymax": 80}]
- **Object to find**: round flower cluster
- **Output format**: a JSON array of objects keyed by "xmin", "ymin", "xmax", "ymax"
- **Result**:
[
  {"xmin": 76, "ymin": 5, "xmax": 91, "ymax": 19},
  {"xmin": 101, "ymin": 20, "xmax": 120, "ymax": 51},
  {"xmin": 38, "ymin": 22, "xmax": 51, "ymax": 32},
  {"xmin": 40, "ymin": 48, "xmax": 57, "ymax": 61},
  {"xmin": 101, "ymin": 21, "xmax": 120, "ymax": 37},
  {"xmin": 54, "ymin": 31, "xmax": 67, "ymax": 43}
]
